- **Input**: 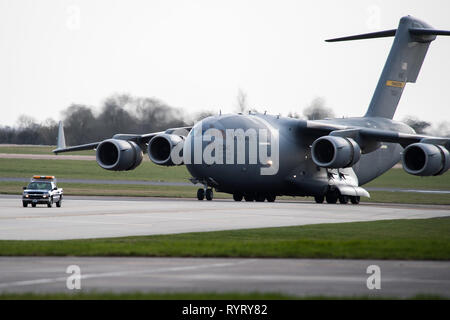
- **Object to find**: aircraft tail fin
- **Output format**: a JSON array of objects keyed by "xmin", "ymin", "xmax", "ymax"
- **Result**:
[
  {"xmin": 326, "ymin": 16, "xmax": 450, "ymax": 119},
  {"xmin": 56, "ymin": 121, "xmax": 66, "ymax": 151}
]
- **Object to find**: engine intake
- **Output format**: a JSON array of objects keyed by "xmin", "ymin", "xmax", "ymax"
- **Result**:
[
  {"xmin": 402, "ymin": 143, "xmax": 450, "ymax": 176},
  {"xmin": 311, "ymin": 136, "xmax": 361, "ymax": 168},
  {"xmin": 96, "ymin": 139, "xmax": 143, "ymax": 171},
  {"xmin": 148, "ymin": 134, "xmax": 184, "ymax": 166}
]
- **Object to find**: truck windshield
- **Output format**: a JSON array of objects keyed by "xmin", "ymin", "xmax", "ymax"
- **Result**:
[{"xmin": 27, "ymin": 182, "xmax": 52, "ymax": 190}]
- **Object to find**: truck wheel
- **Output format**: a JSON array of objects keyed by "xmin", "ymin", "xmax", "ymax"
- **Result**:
[
  {"xmin": 31, "ymin": 203, "xmax": 36, "ymax": 208},
  {"xmin": 47, "ymin": 198, "xmax": 53, "ymax": 208},
  {"xmin": 56, "ymin": 197, "xmax": 62, "ymax": 207},
  {"xmin": 22, "ymin": 202, "xmax": 28, "ymax": 207}
]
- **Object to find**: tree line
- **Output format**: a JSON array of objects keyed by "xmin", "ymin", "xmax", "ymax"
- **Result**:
[
  {"xmin": 0, "ymin": 92, "xmax": 448, "ymax": 146},
  {"xmin": 0, "ymin": 94, "xmax": 205, "ymax": 146}
]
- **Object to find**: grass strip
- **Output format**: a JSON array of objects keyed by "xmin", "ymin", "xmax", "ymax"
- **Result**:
[{"xmin": 0, "ymin": 218, "xmax": 449, "ymax": 260}]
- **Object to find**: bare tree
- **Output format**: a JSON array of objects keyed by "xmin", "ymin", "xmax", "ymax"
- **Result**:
[
  {"xmin": 287, "ymin": 111, "xmax": 301, "ymax": 119},
  {"xmin": 303, "ymin": 97, "xmax": 335, "ymax": 120},
  {"xmin": 425, "ymin": 121, "xmax": 450, "ymax": 137},
  {"xmin": 16, "ymin": 115, "xmax": 37, "ymax": 129},
  {"xmin": 192, "ymin": 110, "xmax": 216, "ymax": 123},
  {"xmin": 402, "ymin": 116, "xmax": 431, "ymax": 134},
  {"xmin": 235, "ymin": 88, "xmax": 248, "ymax": 114}
]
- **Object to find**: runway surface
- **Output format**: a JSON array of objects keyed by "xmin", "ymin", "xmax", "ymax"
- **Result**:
[
  {"xmin": 0, "ymin": 195, "xmax": 449, "ymax": 240},
  {"xmin": 0, "ymin": 257, "xmax": 449, "ymax": 297}
]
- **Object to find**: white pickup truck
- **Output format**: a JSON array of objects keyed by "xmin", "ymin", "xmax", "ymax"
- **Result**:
[{"xmin": 22, "ymin": 176, "xmax": 63, "ymax": 208}]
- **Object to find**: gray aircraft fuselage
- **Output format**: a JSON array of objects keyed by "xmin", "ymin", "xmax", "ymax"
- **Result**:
[{"xmin": 184, "ymin": 113, "xmax": 411, "ymax": 197}]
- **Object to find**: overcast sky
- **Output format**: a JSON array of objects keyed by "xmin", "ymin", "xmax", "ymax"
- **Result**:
[{"xmin": 1, "ymin": 0, "xmax": 449, "ymax": 127}]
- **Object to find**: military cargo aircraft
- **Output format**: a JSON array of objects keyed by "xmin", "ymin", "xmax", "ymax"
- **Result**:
[{"xmin": 54, "ymin": 16, "xmax": 450, "ymax": 204}]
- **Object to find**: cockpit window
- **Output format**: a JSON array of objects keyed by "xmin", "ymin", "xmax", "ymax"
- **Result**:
[{"xmin": 27, "ymin": 182, "xmax": 52, "ymax": 190}]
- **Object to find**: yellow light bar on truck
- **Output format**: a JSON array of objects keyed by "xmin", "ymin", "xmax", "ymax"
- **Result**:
[{"xmin": 32, "ymin": 176, "xmax": 55, "ymax": 180}]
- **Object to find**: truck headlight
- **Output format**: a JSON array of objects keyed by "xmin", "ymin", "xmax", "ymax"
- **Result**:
[
  {"xmin": 24, "ymin": 194, "xmax": 29, "ymax": 198},
  {"xmin": 42, "ymin": 194, "xmax": 48, "ymax": 198}
]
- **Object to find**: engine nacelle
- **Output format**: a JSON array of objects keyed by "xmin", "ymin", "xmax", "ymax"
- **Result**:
[
  {"xmin": 402, "ymin": 143, "xmax": 450, "ymax": 176},
  {"xmin": 148, "ymin": 133, "xmax": 184, "ymax": 166},
  {"xmin": 96, "ymin": 139, "xmax": 143, "ymax": 171},
  {"xmin": 311, "ymin": 136, "xmax": 361, "ymax": 168}
]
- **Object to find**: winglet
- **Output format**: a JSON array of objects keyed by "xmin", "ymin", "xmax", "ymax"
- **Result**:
[{"xmin": 54, "ymin": 121, "xmax": 66, "ymax": 153}]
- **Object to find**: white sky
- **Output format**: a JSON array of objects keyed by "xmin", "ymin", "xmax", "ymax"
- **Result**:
[{"xmin": 0, "ymin": 0, "xmax": 449, "ymax": 127}]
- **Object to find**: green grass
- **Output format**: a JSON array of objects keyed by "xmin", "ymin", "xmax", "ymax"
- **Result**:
[
  {"xmin": 0, "ymin": 145, "xmax": 94, "ymax": 156},
  {"xmin": 0, "ymin": 158, "xmax": 191, "ymax": 182},
  {"xmin": 1, "ymin": 218, "xmax": 449, "ymax": 260},
  {"xmin": 2, "ymin": 181, "xmax": 449, "ymax": 204},
  {"xmin": 362, "ymin": 191, "xmax": 450, "ymax": 205},
  {"xmin": 0, "ymin": 153, "xmax": 448, "ymax": 204},
  {"xmin": 0, "ymin": 157, "xmax": 448, "ymax": 188},
  {"xmin": 366, "ymin": 168, "xmax": 450, "ymax": 190},
  {"xmin": 0, "ymin": 181, "xmax": 229, "ymax": 198},
  {"xmin": 0, "ymin": 292, "xmax": 446, "ymax": 300}
]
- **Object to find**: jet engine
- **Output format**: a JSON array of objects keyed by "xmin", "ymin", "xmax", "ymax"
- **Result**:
[
  {"xmin": 311, "ymin": 136, "xmax": 361, "ymax": 168},
  {"xmin": 402, "ymin": 143, "xmax": 450, "ymax": 176},
  {"xmin": 148, "ymin": 133, "xmax": 184, "ymax": 166},
  {"xmin": 96, "ymin": 139, "xmax": 143, "ymax": 171}
]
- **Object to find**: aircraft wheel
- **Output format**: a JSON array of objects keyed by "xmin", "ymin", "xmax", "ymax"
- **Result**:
[
  {"xmin": 205, "ymin": 189, "xmax": 213, "ymax": 201},
  {"xmin": 314, "ymin": 195, "xmax": 324, "ymax": 204},
  {"xmin": 325, "ymin": 190, "xmax": 338, "ymax": 204},
  {"xmin": 233, "ymin": 193, "xmax": 243, "ymax": 201},
  {"xmin": 56, "ymin": 196, "xmax": 62, "ymax": 207},
  {"xmin": 244, "ymin": 195, "xmax": 254, "ymax": 202},
  {"xmin": 350, "ymin": 196, "xmax": 360, "ymax": 204},
  {"xmin": 339, "ymin": 195, "xmax": 349, "ymax": 204},
  {"xmin": 266, "ymin": 195, "xmax": 276, "ymax": 202},
  {"xmin": 255, "ymin": 194, "xmax": 265, "ymax": 202},
  {"xmin": 197, "ymin": 188, "xmax": 205, "ymax": 200}
]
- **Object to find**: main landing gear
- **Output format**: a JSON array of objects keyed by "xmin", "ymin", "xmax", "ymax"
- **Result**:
[
  {"xmin": 315, "ymin": 190, "xmax": 360, "ymax": 205},
  {"xmin": 197, "ymin": 188, "xmax": 214, "ymax": 201},
  {"xmin": 233, "ymin": 193, "xmax": 276, "ymax": 202}
]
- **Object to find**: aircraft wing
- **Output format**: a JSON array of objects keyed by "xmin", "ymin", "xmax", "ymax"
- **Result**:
[
  {"xmin": 52, "ymin": 126, "xmax": 192, "ymax": 154},
  {"xmin": 302, "ymin": 120, "xmax": 450, "ymax": 151},
  {"xmin": 53, "ymin": 142, "xmax": 100, "ymax": 154},
  {"xmin": 329, "ymin": 127, "xmax": 450, "ymax": 150}
]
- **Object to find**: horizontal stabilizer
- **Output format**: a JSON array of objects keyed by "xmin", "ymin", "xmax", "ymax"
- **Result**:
[
  {"xmin": 326, "ymin": 28, "xmax": 450, "ymax": 43},
  {"xmin": 325, "ymin": 29, "xmax": 396, "ymax": 42},
  {"xmin": 409, "ymin": 28, "xmax": 450, "ymax": 36}
]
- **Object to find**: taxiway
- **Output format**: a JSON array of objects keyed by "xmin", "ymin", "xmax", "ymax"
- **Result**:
[{"xmin": 0, "ymin": 195, "xmax": 448, "ymax": 240}]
